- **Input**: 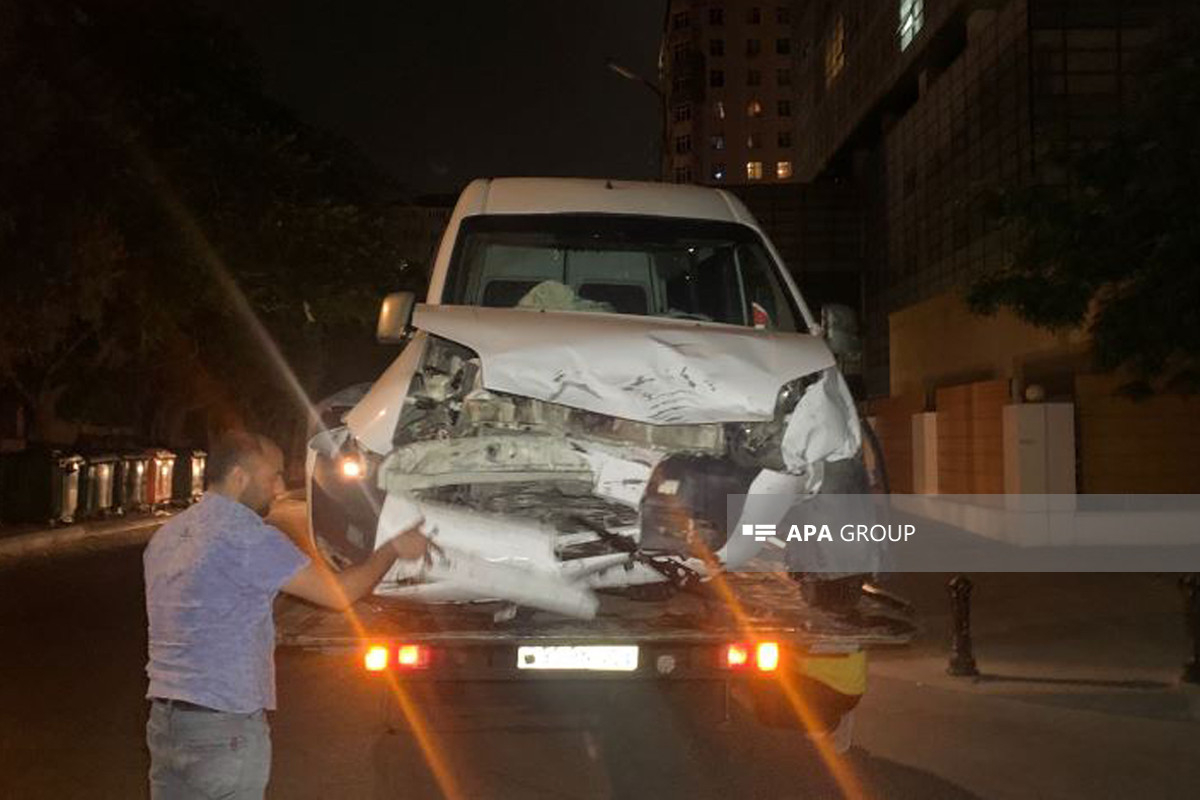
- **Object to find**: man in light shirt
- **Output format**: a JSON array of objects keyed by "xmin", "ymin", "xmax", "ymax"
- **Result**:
[{"xmin": 144, "ymin": 430, "xmax": 430, "ymax": 799}]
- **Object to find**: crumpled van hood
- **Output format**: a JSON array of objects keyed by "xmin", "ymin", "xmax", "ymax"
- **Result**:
[{"xmin": 412, "ymin": 304, "xmax": 835, "ymax": 425}]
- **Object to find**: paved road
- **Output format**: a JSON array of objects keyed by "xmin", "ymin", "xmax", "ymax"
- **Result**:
[{"xmin": 1, "ymin": 544, "xmax": 1198, "ymax": 798}]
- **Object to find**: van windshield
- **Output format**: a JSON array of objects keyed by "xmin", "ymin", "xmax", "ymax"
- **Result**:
[{"xmin": 443, "ymin": 214, "xmax": 803, "ymax": 332}]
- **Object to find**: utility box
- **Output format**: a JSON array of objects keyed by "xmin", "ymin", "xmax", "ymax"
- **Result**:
[
  {"xmin": 1003, "ymin": 403, "xmax": 1076, "ymax": 494},
  {"xmin": 911, "ymin": 412, "xmax": 939, "ymax": 494}
]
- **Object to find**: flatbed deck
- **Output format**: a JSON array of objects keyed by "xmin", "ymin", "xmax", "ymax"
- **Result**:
[{"xmin": 275, "ymin": 570, "xmax": 916, "ymax": 652}]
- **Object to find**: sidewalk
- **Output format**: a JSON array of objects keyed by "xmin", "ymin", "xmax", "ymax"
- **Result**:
[
  {"xmin": 0, "ymin": 489, "xmax": 306, "ymax": 566},
  {"xmin": 854, "ymin": 571, "xmax": 1200, "ymax": 799},
  {"xmin": 0, "ymin": 511, "xmax": 170, "ymax": 565}
]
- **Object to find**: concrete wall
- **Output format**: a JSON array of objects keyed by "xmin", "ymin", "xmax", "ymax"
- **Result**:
[
  {"xmin": 888, "ymin": 291, "xmax": 1086, "ymax": 400},
  {"xmin": 912, "ymin": 411, "xmax": 939, "ymax": 494},
  {"xmin": 1076, "ymin": 374, "xmax": 1200, "ymax": 494},
  {"xmin": 865, "ymin": 393, "xmax": 923, "ymax": 494},
  {"xmin": 935, "ymin": 379, "xmax": 1008, "ymax": 494}
]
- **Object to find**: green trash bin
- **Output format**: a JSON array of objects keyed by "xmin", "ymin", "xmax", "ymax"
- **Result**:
[
  {"xmin": 172, "ymin": 449, "xmax": 206, "ymax": 505},
  {"xmin": 0, "ymin": 448, "xmax": 85, "ymax": 525},
  {"xmin": 115, "ymin": 452, "xmax": 149, "ymax": 514},
  {"xmin": 79, "ymin": 453, "xmax": 119, "ymax": 519}
]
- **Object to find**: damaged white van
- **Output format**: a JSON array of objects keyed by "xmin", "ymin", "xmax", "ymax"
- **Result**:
[{"xmin": 306, "ymin": 177, "xmax": 879, "ymax": 619}]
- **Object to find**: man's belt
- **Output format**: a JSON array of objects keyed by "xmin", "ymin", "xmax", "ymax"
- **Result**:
[{"xmin": 151, "ymin": 697, "xmax": 222, "ymax": 713}]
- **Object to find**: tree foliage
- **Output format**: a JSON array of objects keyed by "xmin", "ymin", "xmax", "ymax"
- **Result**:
[
  {"xmin": 966, "ymin": 22, "xmax": 1200, "ymax": 395},
  {"xmin": 0, "ymin": 0, "xmax": 429, "ymax": 446}
]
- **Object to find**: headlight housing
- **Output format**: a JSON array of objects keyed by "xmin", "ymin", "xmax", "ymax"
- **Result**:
[{"xmin": 726, "ymin": 372, "xmax": 821, "ymax": 470}]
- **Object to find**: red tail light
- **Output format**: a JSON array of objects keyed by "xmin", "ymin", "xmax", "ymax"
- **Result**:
[
  {"xmin": 724, "ymin": 641, "xmax": 782, "ymax": 671},
  {"xmin": 364, "ymin": 645, "xmax": 389, "ymax": 672},
  {"xmin": 725, "ymin": 643, "xmax": 750, "ymax": 668},
  {"xmin": 396, "ymin": 644, "xmax": 432, "ymax": 669},
  {"xmin": 755, "ymin": 641, "xmax": 780, "ymax": 672}
]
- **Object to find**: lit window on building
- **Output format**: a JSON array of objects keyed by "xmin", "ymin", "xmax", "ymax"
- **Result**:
[
  {"xmin": 712, "ymin": 163, "xmax": 726, "ymax": 181},
  {"xmin": 776, "ymin": 160, "xmax": 793, "ymax": 179},
  {"xmin": 747, "ymin": 7, "xmax": 761, "ymax": 24},
  {"xmin": 747, "ymin": 69, "xmax": 762, "ymax": 86},
  {"xmin": 777, "ymin": 68, "xmax": 792, "ymax": 86},
  {"xmin": 747, "ymin": 99, "xmax": 763, "ymax": 117},
  {"xmin": 674, "ymin": 135, "xmax": 691, "ymax": 154},
  {"xmin": 776, "ymin": 38, "xmax": 791, "ymax": 55},
  {"xmin": 710, "ymin": 38, "xmax": 724, "ymax": 56},
  {"xmin": 673, "ymin": 104, "xmax": 691, "ymax": 123},
  {"xmin": 899, "ymin": 0, "xmax": 924, "ymax": 51},
  {"xmin": 746, "ymin": 161, "xmax": 764, "ymax": 180},
  {"xmin": 710, "ymin": 69, "xmax": 725, "ymax": 88},
  {"xmin": 747, "ymin": 132, "xmax": 762, "ymax": 149},
  {"xmin": 776, "ymin": 6, "xmax": 791, "ymax": 24},
  {"xmin": 778, "ymin": 130, "xmax": 793, "ymax": 148},
  {"xmin": 825, "ymin": 16, "xmax": 845, "ymax": 87},
  {"xmin": 709, "ymin": 8, "xmax": 724, "ymax": 25},
  {"xmin": 746, "ymin": 38, "xmax": 762, "ymax": 57},
  {"xmin": 713, "ymin": 101, "xmax": 726, "ymax": 120},
  {"xmin": 778, "ymin": 99, "xmax": 792, "ymax": 117},
  {"xmin": 711, "ymin": 134, "xmax": 726, "ymax": 150}
]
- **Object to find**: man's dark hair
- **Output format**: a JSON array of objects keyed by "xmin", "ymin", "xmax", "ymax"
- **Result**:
[{"xmin": 206, "ymin": 430, "xmax": 267, "ymax": 486}]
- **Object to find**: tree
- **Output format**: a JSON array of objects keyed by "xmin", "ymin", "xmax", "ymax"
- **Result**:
[
  {"xmin": 966, "ymin": 20, "xmax": 1200, "ymax": 395},
  {"xmin": 0, "ymin": 0, "xmax": 428, "ymax": 447}
]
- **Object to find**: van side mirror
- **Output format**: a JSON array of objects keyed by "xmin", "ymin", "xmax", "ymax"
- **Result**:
[
  {"xmin": 376, "ymin": 292, "xmax": 416, "ymax": 343},
  {"xmin": 820, "ymin": 303, "xmax": 862, "ymax": 376}
]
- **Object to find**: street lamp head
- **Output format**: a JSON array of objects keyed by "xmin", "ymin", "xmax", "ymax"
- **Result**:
[
  {"xmin": 605, "ymin": 58, "xmax": 640, "ymax": 83},
  {"xmin": 603, "ymin": 57, "xmax": 668, "ymax": 182}
]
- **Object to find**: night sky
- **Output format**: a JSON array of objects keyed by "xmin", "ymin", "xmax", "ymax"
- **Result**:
[{"xmin": 199, "ymin": 0, "xmax": 667, "ymax": 196}]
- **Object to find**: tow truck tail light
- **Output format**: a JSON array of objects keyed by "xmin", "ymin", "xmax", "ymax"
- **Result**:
[
  {"xmin": 723, "ymin": 641, "xmax": 782, "ymax": 671},
  {"xmin": 725, "ymin": 643, "xmax": 750, "ymax": 668},
  {"xmin": 397, "ymin": 644, "xmax": 432, "ymax": 669},
  {"xmin": 364, "ymin": 645, "xmax": 389, "ymax": 672},
  {"xmin": 755, "ymin": 641, "xmax": 780, "ymax": 672}
]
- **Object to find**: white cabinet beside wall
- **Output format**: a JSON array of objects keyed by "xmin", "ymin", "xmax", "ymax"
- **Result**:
[{"xmin": 1002, "ymin": 403, "xmax": 1076, "ymax": 494}]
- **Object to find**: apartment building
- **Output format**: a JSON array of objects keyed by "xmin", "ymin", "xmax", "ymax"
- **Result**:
[
  {"xmin": 788, "ymin": 0, "xmax": 1197, "ymax": 493},
  {"xmin": 791, "ymin": 0, "xmax": 1175, "ymax": 396},
  {"xmin": 661, "ymin": 0, "xmax": 803, "ymax": 186}
]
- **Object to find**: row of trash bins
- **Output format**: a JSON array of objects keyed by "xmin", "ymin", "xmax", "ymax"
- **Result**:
[{"xmin": 0, "ymin": 448, "xmax": 207, "ymax": 527}]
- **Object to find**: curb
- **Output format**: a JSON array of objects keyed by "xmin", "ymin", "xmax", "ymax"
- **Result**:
[{"xmin": 0, "ymin": 513, "xmax": 172, "ymax": 566}]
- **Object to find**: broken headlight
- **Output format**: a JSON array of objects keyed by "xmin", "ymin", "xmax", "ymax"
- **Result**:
[
  {"xmin": 726, "ymin": 372, "xmax": 821, "ymax": 470},
  {"xmin": 311, "ymin": 436, "xmax": 386, "ymax": 565}
]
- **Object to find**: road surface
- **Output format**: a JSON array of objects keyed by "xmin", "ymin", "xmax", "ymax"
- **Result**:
[{"xmin": 1, "ymin": 543, "xmax": 1198, "ymax": 798}]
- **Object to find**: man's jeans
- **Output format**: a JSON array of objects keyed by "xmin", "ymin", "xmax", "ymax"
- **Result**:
[{"xmin": 147, "ymin": 701, "xmax": 271, "ymax": 799}]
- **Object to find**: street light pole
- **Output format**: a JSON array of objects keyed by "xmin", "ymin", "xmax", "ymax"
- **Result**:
[{"xmin": 605, "ymin": 58, "xmax": 668, "ymax": 182}]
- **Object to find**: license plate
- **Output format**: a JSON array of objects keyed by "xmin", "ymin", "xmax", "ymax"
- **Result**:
[{"xmin": 516, "ymin": 645, "xmax": 639, "ymax": 672}]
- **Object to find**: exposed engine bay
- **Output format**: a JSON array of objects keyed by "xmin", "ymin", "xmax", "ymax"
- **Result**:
[{"xmin": 310, "ymin": 317, "xmax": 869, "ymax": 620}]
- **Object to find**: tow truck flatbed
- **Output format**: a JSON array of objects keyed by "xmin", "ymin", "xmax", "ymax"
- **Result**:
[{"xmin": 275, "ymin": 571, "xmax": 916, "ymax": 652}]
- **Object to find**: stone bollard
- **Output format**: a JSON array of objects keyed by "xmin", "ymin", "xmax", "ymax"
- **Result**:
[
  {"xmin": 947, "ymin": 575, "xmax": 980, "ymax": 677},
  {"xmin": 1181, "ymin": 574, "xmax": 1200, "ymax": 685}
]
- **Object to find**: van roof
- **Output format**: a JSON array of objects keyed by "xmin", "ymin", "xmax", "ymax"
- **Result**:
[{"xmin": 458, "ymin": 177, "xmax": 756, "ymax": 227}]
